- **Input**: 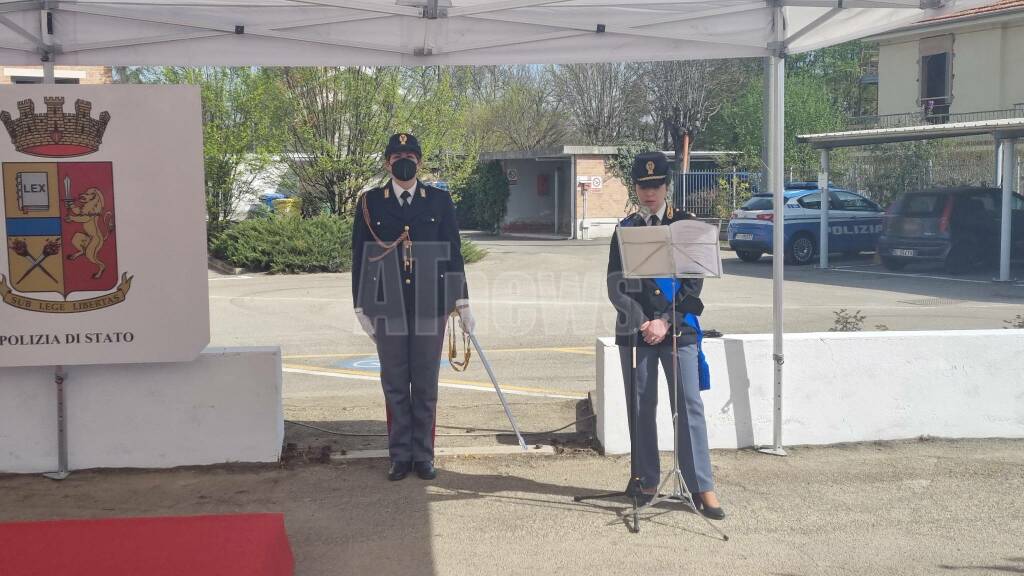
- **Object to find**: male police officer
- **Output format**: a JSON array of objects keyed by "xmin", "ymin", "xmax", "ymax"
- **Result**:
[
  {"xmin": 605, "ymin": 152, "xmax": 724, "ymax": 519},
  {"xmin": 352, "ymin": 133, "xmax": 473, "ymax": 482}
]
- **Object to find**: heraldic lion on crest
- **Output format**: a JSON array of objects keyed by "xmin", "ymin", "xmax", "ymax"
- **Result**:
[{"xmin": 66, "ymin": 187, "xmax": 113, "ymax": 279}]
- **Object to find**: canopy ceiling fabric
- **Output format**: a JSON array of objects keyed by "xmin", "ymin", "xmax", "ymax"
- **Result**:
[{"xmin": 0, "ymin": 0, "xmax": 988, "ymax": 67}]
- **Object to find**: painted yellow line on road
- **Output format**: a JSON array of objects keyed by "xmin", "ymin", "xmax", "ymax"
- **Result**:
[
  {"xmin": 282, "ymin": 362, "xmax": 588, "ymax": 399},
  {"xmin": 546, "ymin": 347, "xmax": 595, "ymax": 356},
  {"xmin": 283, "ymin": 345, "xmax": 593, "ymax": 360}
]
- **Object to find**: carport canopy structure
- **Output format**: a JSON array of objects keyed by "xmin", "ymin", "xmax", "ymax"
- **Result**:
[
  {"xmin": 0, "ymin": 0, "xmax": 988, "ymax": 453},
  {"xmin": 797, "ymin": 118, "xmax": 1024, "ymax": 280}
]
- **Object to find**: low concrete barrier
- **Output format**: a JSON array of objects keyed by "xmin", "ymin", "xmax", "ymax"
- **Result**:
[
  {"xmin": 0, "ymin": 347, "xmax": 283, "ymax": 473},
  {"xmin": 595, "ymin": 330, "xmax": 1024, "ymax": 454}
]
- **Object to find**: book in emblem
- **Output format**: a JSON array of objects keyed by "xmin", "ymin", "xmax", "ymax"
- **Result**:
[{"xmin": 16, "ymin": 172, "xmax": 49, "ymax": 213}]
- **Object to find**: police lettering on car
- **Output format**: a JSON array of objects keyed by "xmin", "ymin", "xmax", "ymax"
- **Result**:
[{"xmin": 727, "ymin": 184, "xmax": 884, "ymax": 264}]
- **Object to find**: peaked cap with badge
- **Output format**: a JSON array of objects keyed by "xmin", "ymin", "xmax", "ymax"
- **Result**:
[
  {"xmin": 385, "ymin": 132, "xmax": 422, "ymax": 158},
  {"xmin": 631, "ymin": 151, "xmax": 670, "ymax": 186}
]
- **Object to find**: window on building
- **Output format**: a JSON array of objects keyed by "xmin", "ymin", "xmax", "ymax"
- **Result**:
[
  {"xmin": 921, "ymin": 53, "xmax": 948, "ymax": 99},
  {"xmin": 919, "ymin": 35, "xmax": 953, "ymax": 123}
]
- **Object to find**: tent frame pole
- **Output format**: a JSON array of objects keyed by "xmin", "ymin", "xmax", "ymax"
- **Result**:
[{"xmin": 760, "ymin": 0, "xmax": 788, "ymax": 457}]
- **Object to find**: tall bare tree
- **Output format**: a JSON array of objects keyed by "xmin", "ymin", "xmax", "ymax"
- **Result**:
[
  {"xmin": 639, "ymin": 60, "xmax": 749, "ymax": 169},
  {"xmin": 465, "ymin": 66, "xmax": 568, "ymax": 151},
  {"xmin": 551, "ymin": 63, "xmax": 645, "ymax": 145}
]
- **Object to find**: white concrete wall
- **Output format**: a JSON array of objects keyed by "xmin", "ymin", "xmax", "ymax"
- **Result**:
[
  {"xmin": 879, "ymin": 41, "xmax": 921, "ymax": 116},
  {"xmin": 579, "ymin": 218, "xmax": 619, "ymax": 240},
  {"xmin": 595, "ymin": 330, "xmax": 1024, "ymax": 454},
  {"xmin": 1002, "ymin": 23, "xmax": 1024, "ymax": 110},
  {"xmin": 950, "ymin": 28, "xmax": 1004, "ymax": 114},
  {"xmin": 502, "ymin": 159, "xmax": 560, "ymax": 227},
  {"xmin": 0, "ymin": 347, "xmax": 283, "ymax": 473}
]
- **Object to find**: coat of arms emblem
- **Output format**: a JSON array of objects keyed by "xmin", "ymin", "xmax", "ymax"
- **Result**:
[{"xmin": 1, "ymin": 97, "xmax": 131, "ymax": 313}]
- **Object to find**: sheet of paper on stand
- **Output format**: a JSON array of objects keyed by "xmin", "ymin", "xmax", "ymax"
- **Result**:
[
  {"xmin": 616, "ymin": 225, "xmax": 673, "ymax": 278},
  {"xmin": 616, "ymin": 221, "xmax": 722, "ymax": 279},
  {"xmin": 669, "ymin": 220, "xmax": 722, "ymax": 278}
]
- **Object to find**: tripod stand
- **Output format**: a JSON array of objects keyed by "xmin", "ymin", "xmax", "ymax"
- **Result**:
[
  {"xmin": 575, "ymin": 279, "xmax": 728, "ymax": 540},
  {"xmin": 574, "ymin": 343, "xmax": 646, "ymax": 533}
]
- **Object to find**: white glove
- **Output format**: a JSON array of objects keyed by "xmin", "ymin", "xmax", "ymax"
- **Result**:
[
  {"xmin": 455, "ymin": 299, "xmax": 475, "ymax": 334},
  {"xmin": 354, "ymin": 307, "xmax": 375, "ymax": 339}
]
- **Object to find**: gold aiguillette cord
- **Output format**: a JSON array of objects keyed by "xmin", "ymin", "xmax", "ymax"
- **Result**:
[{"xmin": 448, "ymin": 310, "xmax": 471, "ymax": 371}]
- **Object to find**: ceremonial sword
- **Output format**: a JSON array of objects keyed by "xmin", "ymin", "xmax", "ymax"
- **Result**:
[{"xmin": 467, "ymin": 333, "xmax": 527, "ymax": 451}]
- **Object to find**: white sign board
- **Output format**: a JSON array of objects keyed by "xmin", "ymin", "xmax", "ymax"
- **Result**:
[
  {"xmin": 0, "ymin": 85, "xmax": 210, "ymax": 367},
  {"xmin": 589, "ymin": 176, "xmax": 603, "ymax": 189}
]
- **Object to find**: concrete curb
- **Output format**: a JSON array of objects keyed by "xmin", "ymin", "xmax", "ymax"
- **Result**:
[
  {"xmin": 208, "ymin": 256, "xmax": 246, "ymax": 275},
  {"xmin": 330, "ymin": 445, "xmax": 556, "ymax": 461}
]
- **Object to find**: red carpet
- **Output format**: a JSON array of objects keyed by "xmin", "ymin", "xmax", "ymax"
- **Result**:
[{"xmin": 0, "ymin": 513, "xmax": 294, "ymax": 576}]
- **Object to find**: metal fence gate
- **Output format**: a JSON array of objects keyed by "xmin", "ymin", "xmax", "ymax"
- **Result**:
[{"xmin": 672, "ymin": 169, "xmax": 764, "ymax": 219}]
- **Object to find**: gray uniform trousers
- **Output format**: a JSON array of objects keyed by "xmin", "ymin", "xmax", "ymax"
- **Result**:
[
  {"xmin": 375, "ymin": 314, "xmax": 447, "ymax": 462},
  {"xmin": 619, "ymin": 342, "xmax": 714, "ymax": 493}
]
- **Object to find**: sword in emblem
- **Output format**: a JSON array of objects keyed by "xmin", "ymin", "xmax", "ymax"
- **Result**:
[{"xmin": 468, "ymin": 333, "xmax": 528, "ymax": 451}]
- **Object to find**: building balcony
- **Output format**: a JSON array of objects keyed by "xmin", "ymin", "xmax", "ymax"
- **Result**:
[{"xmin": 848, "ymin": 104, "xmax": 1024, "ymax": 131}]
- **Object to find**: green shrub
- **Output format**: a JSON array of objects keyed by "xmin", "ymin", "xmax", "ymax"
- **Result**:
[
  {"xmin": 829, "ymin": 308, "xmax": 865, "ymax": 332},
  {"xmin": 213, "ymin": 215, "xmax": 485, "ymax": 274},
  {"xmin": 461, "ymin": 238, "xmax": 487, "ymax": 264},
  {"xmin": 206, "ymin": 219, "xmax": 237, "ymax": 247},
  {"xmin": 212, "ymin": 215, "xmax": 352, "ymax": 274},
  {"xmin": 457, "ymin": 161, "xmax": 510, "ymax": 233},
  {"xmin": 712, "ymin": 175, "xmax": 754, "ymax": 220},
  {"xmin": 247, "ymin": 203, "xmax": 274, "ymax": 220}
]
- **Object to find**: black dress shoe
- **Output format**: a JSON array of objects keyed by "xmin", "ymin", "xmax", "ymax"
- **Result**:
[
  {"xmin": 387, "ymin": 461, "xmax": 412, "ymax": 481},
  {"xmin": 692, "ymin": 494, "xmax": 726, "ymax": 520},
  {"xmin": 413, "ymin": 460, "xmax": 437, "ymax": 480}
]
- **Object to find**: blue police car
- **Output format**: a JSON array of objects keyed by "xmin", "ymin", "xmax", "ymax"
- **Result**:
[{"xmin": 727, "ymin": 184, "xmax": 885, "ymax": 264}]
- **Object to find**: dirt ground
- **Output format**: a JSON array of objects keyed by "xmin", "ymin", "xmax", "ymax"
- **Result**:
[{"xmin": 2, "ymin": 438, "xmax": 1023, "ymax": 576}]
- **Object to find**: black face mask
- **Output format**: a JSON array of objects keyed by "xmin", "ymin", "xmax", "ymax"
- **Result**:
[{"xmin": 392, "ymin": 158, "xmax": 418, "ymax": 181}]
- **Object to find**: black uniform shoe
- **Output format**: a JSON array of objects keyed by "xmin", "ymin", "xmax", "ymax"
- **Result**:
[
  {"xmin": 413, "ymin": 460, "xmax": 437, "ymax": 480},
  {"xmin": 692, "ymin": 494, "xmax": 726, "ymax": 520},
  {"xmin": 387, "ymin": 461, "xmax": 412, "ymax": 481}
]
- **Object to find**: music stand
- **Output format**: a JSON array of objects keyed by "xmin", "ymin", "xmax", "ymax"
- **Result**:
[{"xmin": 575, "ymin": 219, "xmax": 727, "ymax": 539}]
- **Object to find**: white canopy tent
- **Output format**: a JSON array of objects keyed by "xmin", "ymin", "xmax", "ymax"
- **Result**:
[
  {"xmin": 0, "ymin": 0, "xmax": 987, "ymax": 452},
  {"xmin": 0, "ymin": 1, "xmax": 985, "ymax": 67}
]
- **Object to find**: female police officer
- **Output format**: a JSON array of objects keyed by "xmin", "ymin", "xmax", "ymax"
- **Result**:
[
  {"xmin": 351, "ymin": 133, "xmax": 473, "ymax": 482},
  {"xmin": 605, "ymin": 151, "xmax": 724, "ymax": 519}
]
